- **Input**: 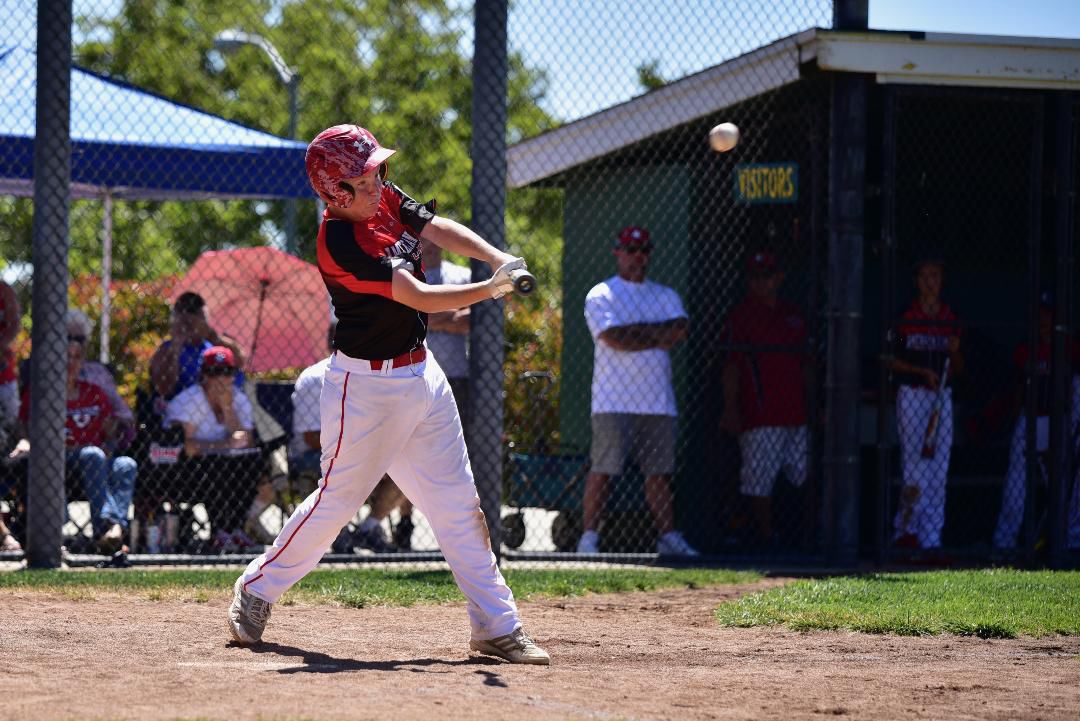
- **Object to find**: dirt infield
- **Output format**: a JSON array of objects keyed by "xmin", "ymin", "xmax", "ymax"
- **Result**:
[{"xmin": 3, "ymin": 579, "xmax": 1079, "ymax": 721}]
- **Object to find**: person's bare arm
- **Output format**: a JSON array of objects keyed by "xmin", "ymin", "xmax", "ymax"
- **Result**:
[
  {"xmin": 599, "ymin": 318, "xmax": 687, "ymax": 352},
  {"xmin": 719, "ymin": 361, "xmax": 741, "ymax": 433},
  {"xmin": 149, "ymin": 341, "xmax": 181, "ymax": 397},
  {"xmin": 887, "ymin": 357, "xmax": 940, "ymax": 390},
  {"xmin": 179, "ymin": 422, "xmax": 251, "ymax": 457},
  {"xmin": 428, "ymin": 308, "xmax": 470, "ymax": 333},
  {"xmin": 420, "ymin": 216, "xmax": 516, "ymax": 270},
  {"xmin": 391, "ymin": 264, "xmax": 520, "ymax": 313},
  {"xmin": 196, "ymin": 317, "xmax": 246, "ymax": 370}
]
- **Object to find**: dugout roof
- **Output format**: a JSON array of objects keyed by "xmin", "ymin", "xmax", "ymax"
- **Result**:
[{"xmin": 507, "ymin": 28, "xmax": 1080, "ymax": 189}]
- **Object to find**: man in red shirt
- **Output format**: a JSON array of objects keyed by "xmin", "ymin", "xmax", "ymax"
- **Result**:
[
  {"xmin": 720, "ymin": 251, "xmax": 810, "ymax": 545},
  {"xmin": 9, "ymin": 309, "xmax": 137, "ymax": 553}
]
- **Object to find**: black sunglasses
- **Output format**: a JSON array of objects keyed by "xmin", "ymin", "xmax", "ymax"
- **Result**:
[
  {"xmin": 202, "ymin": 367, "xmax": 235, "ymax": 377},
  {"xmin": 68, "ymin": 334, "xmax": 87, "ymax": 345},
  {"xmin": 618, "ymin": 245, "xmax": 653, "ymax": 255}
]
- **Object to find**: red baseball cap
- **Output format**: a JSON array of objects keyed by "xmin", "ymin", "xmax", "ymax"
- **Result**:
[
  {"xmin": 305, "ymin": 125, "xmax": 397, "ymax": 208},
  {"xmin": 614, "ymin": 226, "xmax": 651, "ymax": 248},
  {"xmin": 200, "ymin": 345, "xmax": 236, "ymax": 373},
  {"xmin": 746, "ymin": 250, "xmax": 778, "ymax": 275}
]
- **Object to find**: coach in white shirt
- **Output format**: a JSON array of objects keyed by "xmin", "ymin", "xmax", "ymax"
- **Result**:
[{"xmin": 579, "ymin": 226, "xmax": 698, "ymax": 557}]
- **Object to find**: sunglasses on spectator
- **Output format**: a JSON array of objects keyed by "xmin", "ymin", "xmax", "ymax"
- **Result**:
[
  {"xmin": 67, "ymin": 334, "xmax": 87, "ymax": 345},
  {"xmin": 203, "ymin": 367, "xmax": 235, "ymax": 377},
  {"xmin": 618, "ymin": 244, "xmax": 652, "ymax": 255}
]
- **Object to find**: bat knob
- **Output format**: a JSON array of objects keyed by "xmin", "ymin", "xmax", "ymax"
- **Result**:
[{"xmin": 509, "ymin": 268, "xmax": 536, "ymax": 296}]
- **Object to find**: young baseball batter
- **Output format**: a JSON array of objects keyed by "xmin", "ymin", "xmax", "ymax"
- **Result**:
[{"xmin": 228, "ymin": 124, "xmax": 549, "ymax": 665}]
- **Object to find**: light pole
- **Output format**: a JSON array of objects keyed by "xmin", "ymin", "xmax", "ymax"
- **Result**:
[{"xmin": 214, "ymin": 29, "xmax": 300, "ymax": 255}]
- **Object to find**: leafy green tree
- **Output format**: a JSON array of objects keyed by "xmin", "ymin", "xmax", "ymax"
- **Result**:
[
  {"xmin": 6, "ymin": 0, "xmax": 567, "ymax": 440},
  {"xmin": 636, "ymin": 59, "xmax": 667, "ymax": 92}
]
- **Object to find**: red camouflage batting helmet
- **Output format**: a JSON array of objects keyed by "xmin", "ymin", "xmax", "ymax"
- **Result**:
[{"xmin": 305, "ymin": 125, "xmax": 397, "ymax": 208}]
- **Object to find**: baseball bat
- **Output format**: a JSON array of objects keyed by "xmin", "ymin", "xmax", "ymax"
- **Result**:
[
  {"xmin": 509, "ymin": 268, "xmax": 536, "ymax": 296},
  {"xmin": 920, "ymin": 357, "xmax": 950, "ymax": 459}
]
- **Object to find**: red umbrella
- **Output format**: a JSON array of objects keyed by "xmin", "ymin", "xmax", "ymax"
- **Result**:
[{"xmin": 172, "ymin": 246, "xmax": 330, "ymax": 373}]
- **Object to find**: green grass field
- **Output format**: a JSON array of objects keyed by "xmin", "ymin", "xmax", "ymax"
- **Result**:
[
  {"xmin": 0, "ymin": 567, "xmax": 760, "ymax": 607},
  {"xmin": 715, "ymin": 569, "xmax": 1080, "ymax": 638},
  {"xmin": 5, "ymin": 567, "xmax": 1076, "ymax": 639}
]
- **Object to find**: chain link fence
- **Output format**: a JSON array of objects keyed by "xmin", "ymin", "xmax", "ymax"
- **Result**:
[
  {"xmin": 873, "ymin": 87, "xmax": 1080, "ymax": 564},
  {"xmin": 2, "ymin": 1, "xmax": 1077, "ymax": 569}
]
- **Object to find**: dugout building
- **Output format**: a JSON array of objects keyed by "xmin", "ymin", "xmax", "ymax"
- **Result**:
[{"xmin": 507, "ymin": 28, "xmax": 1080, "ymax": 565}]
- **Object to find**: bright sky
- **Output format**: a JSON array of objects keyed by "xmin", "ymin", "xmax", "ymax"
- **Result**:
[
  {"xmin": 0, "ymin": 0, "xmax": 1078, "ymax": 124},
  {"xmin": 509, "ymin": 0, "xmax": 1080, "ymax": 121}
]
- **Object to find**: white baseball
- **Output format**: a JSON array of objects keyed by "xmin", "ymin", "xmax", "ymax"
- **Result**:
[{"xmin": 708, "ymin": 123, "xmax": 740, "ymax": 152}]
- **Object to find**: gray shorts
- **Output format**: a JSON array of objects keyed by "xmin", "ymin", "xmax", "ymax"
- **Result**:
[{"xmin": 590, "ymin": 413, "xmax": 676, "ymax": 476}]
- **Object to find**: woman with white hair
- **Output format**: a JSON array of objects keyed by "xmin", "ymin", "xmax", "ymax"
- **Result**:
[{"xmin": 8, "ymin": 308, "xmax": 138, "ymax": 552}]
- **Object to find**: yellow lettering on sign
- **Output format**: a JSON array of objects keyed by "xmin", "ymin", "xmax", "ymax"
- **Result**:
[{"xmin": 737, "ymin": 165, "xmax": 796, "ymax": 201}]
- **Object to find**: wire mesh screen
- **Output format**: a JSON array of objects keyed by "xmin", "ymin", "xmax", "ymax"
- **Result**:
[
  {"xmin": 875, "ymin": 86, "xmax": 1080, "ymax": 563},
  {"xmin": 502, "ymin": 3, "xmax": 832, "ymax": 559},
  {"xmin": 1, "ymin": 0, "xmax": 837, "ymax": 566},
  {"xmin": 10, "ymin": 3, "xmax": 1075, "ymax": 570}
]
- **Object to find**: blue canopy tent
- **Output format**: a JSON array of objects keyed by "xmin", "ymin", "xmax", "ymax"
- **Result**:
[{"xmin": 0, "ymin": 45, "xmax": 314, "ymax": 358}]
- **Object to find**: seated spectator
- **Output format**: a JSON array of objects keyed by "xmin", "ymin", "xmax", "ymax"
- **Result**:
[
  {"xmin": 150, "ymin": 291, "xmax": 245, "ymax": 401},
  {"xmin": 164, "ymin": 345, "xmax": 265, "ymax": 551},
  {"xmin": 80, "ymin": 358, "xmax": 136, "ymax": 452},
  {"xmin": 289, "ymin": 326, "xmax": 403, "ymax": 553},
  {"xmin": 720, "ymin": 251, "xmax": 811, "ymax": 546},
  {"xmin": 0, "ymin": 279, "xmax": 19, "ymax": 443},
  {"xmin": 8, "ymin": 309, "xmax": 137, "ymax": 553}
]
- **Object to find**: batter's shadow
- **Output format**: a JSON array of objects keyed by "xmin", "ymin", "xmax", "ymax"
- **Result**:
[{"xmin": 238, "ymin": 640, "xmax": 506, "ymax": 677}]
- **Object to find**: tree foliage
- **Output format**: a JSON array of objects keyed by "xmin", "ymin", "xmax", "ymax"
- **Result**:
[{"xmin": 4, "ymin": 1, "xmax": 567, "ymax": 439}]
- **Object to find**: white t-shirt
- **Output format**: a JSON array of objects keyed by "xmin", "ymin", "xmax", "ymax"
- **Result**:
[
  {"xmin": 164, "ymin": 383, "xmax": 254, "ymax": 442},
  {"xmin": 289, "ymin": 357, "xmax": 330, "ymax": 459},
  {"xmin": 425, "ymin": 260, "xmax": 472, "ymax": 379},
  {"xmin": 584, "ymin": 275, "xmax": 686, "ymax": 416}
]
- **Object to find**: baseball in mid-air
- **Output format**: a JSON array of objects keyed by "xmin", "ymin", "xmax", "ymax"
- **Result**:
[{"xmin": 708, "ymin": 122, "xmax": 740, "ymax": 152}]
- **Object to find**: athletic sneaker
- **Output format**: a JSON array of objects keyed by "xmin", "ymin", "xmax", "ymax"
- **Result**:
[
  {"xmin": 470, "ymin": 627, "xmax": 551, "ymax": 665},
  {"xmin": 656, "ymin": 530, "xmax": 700, "ymax": 557},
  {"xmin": 227, "ymin": 579, "xmax": 272, "ymax": 645},
  {"xmin": 576, "ymin": 529, "xmax": 600, "ymax": 554}
]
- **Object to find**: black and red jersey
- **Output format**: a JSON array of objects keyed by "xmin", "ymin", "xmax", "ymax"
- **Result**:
[
  {"xmin": 892, "ymin": 301, "xmax": 961, "ymax": 386},
  {"xmin": 317, "ymin": 182, "xmax": 435, "ymax": 360}
]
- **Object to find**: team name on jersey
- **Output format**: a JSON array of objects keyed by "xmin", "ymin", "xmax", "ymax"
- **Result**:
[{"xmin": 904, "ymin": 334, "xmax": 949, "ymax": 352}]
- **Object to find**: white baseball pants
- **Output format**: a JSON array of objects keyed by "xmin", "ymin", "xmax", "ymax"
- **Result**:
[
  {"xmin": 894, "ymin": 385, "xmax": 952, "ymax": 548},
  {"xmin": 738, "ymin": 425, "xmax": 808, "ymax": 497},
  {"xmin": 993, "ymin": 414, "xmax": 1049, "ymax": 549},
  {"xmin": 239, "ymin": 350, "xmax": 521, "ymax": 641}
]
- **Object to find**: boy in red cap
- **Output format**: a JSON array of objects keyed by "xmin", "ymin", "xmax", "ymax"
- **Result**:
[{"xmin": 229, "ymin": 124, "xmax": 548, "ymax": 665}]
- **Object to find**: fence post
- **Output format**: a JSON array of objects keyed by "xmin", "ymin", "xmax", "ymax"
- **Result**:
[
  {"xmin": 469, "ymin": 0, "xmax": 509, "ymax": 560},
  {"xmin": 27, "ymin": 0, "xmax": 73, "ymax": 569},
  {"xmin": 824, "ymin": 0, "xmax": 869, "ymax": 564},
  {"xmin": 1049, "ymin": 91, "xmax": 1075, "ymax": 566}
]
